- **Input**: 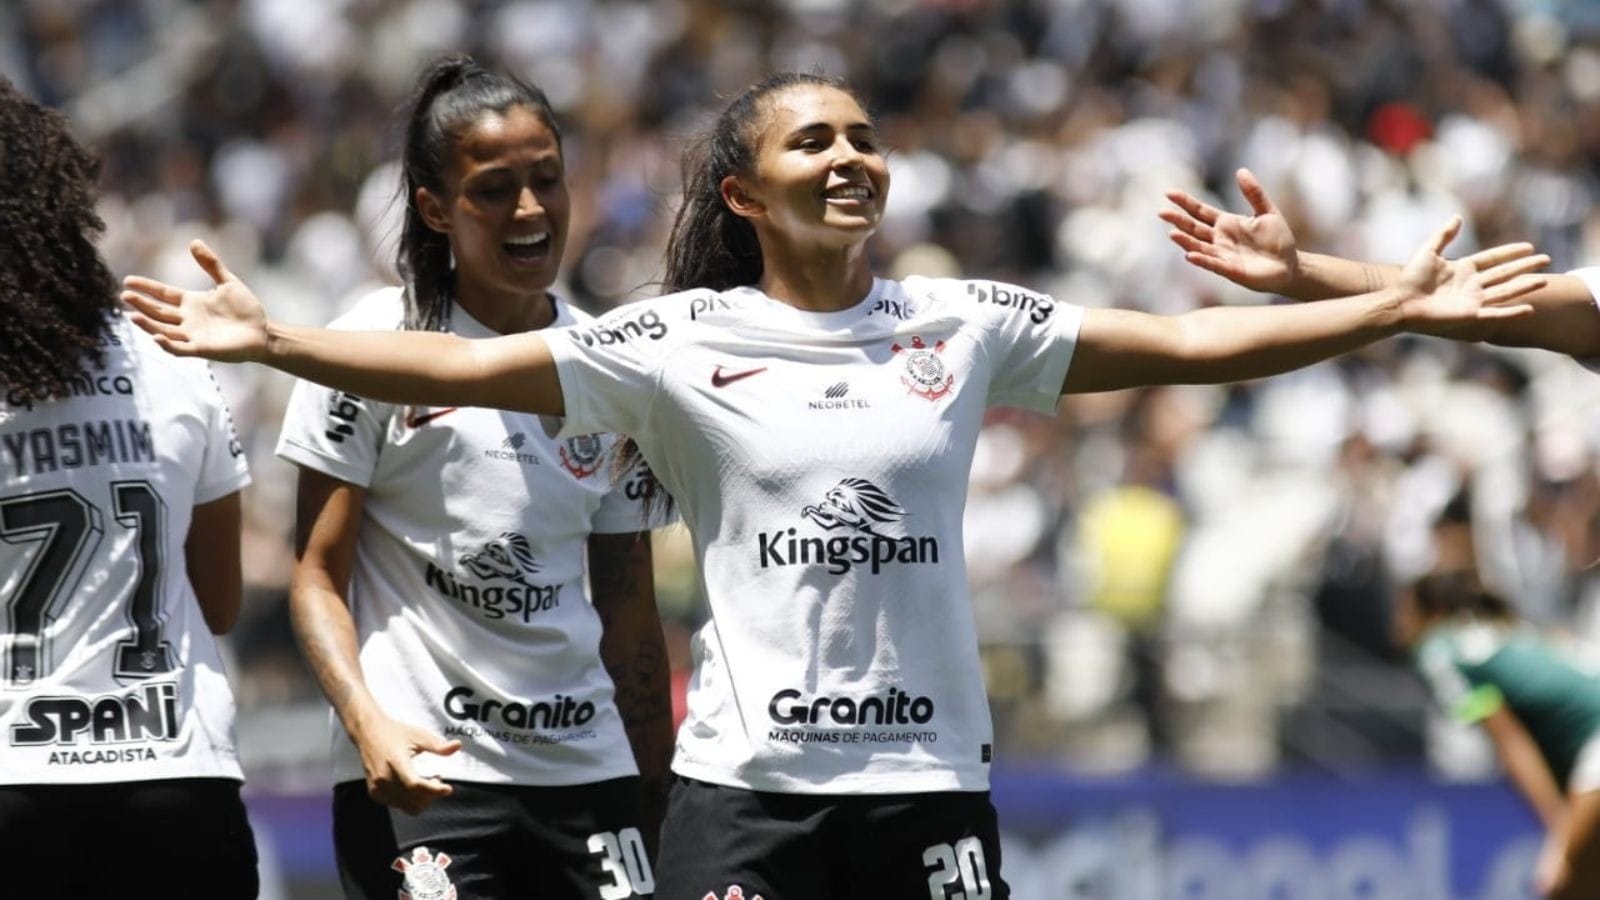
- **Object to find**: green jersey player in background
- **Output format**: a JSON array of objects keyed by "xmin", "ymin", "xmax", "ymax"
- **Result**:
[{"xmin": 1398, "ymin": 572, "xmax": 1600, "ymax": 899}]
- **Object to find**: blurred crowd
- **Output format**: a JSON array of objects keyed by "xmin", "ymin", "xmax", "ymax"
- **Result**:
[{"xmin": 12, "ymin": 0, "xmax": 1600, "ymax": 786}]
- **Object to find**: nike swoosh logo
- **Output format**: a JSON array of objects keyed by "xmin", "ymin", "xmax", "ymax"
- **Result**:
[
  {"xmin": 404, "ymin": 406, "xmax": 460, "ymax": 428},
  {"xmin": 711, "ymin": 365, "xmax": 767, "ymax": 388}
]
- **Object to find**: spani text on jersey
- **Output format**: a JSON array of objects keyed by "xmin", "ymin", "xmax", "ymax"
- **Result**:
[{"xmin": 11, "ymin": 682, "xmax": 179, "ymax": 746}]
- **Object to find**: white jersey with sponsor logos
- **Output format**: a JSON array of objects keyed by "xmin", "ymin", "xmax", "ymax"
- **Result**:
[
  {"xmin": 276, "ymin": 287, "xmax": 658, "ymax": 787},
  {"xmin": 1, "ymin": 315, "xmax": 250, "ymax": 785},
  {"xmin": 547, "ymin": 276, "xmax": 1081, "ymax": 793}
]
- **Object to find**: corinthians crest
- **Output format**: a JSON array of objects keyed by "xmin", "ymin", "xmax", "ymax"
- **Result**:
[
  {"xmin": 703, "ymin": 888, "xmax": 764, "ymax": 900},
  {"xmin": 393, "ymin": 846, "xmax": 456, "ymax": 900},
  {"xmin": 891, "ymin": 335, "xmax": 954, "ymax": 401},
  {"xmin": 559, "ymin": 433, "xmax": 604, "ymax": 478}
]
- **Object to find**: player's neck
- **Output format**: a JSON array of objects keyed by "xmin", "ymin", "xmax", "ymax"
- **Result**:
[
  {"xmin": 452, "ymin": 284, "xmax": 556, "ymax": 335},
  {"xmin": 757, "ymin": 241, "xmax": 874, "ymax": 312}
]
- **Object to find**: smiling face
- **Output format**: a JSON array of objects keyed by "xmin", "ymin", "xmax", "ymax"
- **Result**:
[
  {"xmin": 417, "ymin": 105, "xmax": 569, "ymax": 311},
  {"xmin": 725, "ymin": 84, "xmax": 889, "ymax": 250}
]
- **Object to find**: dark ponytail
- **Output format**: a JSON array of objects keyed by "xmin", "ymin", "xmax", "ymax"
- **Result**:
[
  {"xmin": 1411, "ymin": 571, "xmax": 1516, "ymax": 624},
  {"xmin": 397, "ymin": 55, "xmax": 560, "ymax": 331},
  {"xmin": 662, "ymin": 72, "xmax": 856, "ymax": 293}
]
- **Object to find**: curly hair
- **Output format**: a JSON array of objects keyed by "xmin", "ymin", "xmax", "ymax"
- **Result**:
[{"xmin": 0, "ymin": 76, "xmax": 117, "ymax": 406}]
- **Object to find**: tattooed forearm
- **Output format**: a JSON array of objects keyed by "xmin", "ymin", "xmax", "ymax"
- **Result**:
[
  {"xmin": 590, "ymin": 531, "xmax": 675, "ymax": 766},
  {"xmin": 610, "ymin": 635, "xmax": 673, "ymax": 729},
  {"xmin": 1361, "ymin": 262, "xmax": 1383, "ymax": 296},
  {"xmin": 289, "ymin": 575, "xmax": 373, "ymax": 731}
]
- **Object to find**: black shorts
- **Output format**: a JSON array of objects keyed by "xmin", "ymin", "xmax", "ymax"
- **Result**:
[
  {"xmin": 0, "ymin": 777, "xmax": 258, "ymax": 899},
  {"xmin": 334, "ymin": 776, "xmax": 656, "ymax": 899},
  {"xmin": 654, "ymin": 776, "xmax": 1010, "ymax": 900}
]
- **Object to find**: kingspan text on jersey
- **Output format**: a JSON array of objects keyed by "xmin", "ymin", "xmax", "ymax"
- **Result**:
[
  {"xmin": 424, "ymin": 563, "xmax": 563, "ymax": 623},
  {"xmin": 756, "ymin": 528, "xmax": 940, "ymax": 575}
]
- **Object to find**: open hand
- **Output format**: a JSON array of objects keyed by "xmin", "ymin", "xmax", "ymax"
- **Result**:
[
  {"xmin": 1162, "ymin": 168, "xmax": 1299, "ymax": 293},
  {"xmin": 1397, "ymin": 217, "xmax": 1548, "ymax": 335},
  {"xmin": 121, "ymin": 240, "xmax": 270, "ymax": 362},
  {"xmin": 356, "ymin": 714, "xmax": 463, "ymax": 815}
]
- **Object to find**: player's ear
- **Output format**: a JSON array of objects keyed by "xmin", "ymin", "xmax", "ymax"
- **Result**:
[
  {"xmin": 416, "ymin": 187, "xmax": 451, "ymax": 234},
  {"xmin": 721, "ymin": 175, "xmax": 764, "ymax": 221}
]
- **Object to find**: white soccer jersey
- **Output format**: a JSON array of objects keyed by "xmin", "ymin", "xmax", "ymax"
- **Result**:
[
  {"xmin": 1, "ymin": 315, "xmax": 251, "ymax": 784},
  {"xmin": 276, "ymin": 287, "xmax": 659, "ymax": 787},
  {"xmin": 547, "ymin": 276, "xmax": 1082, "ymax": 793}
]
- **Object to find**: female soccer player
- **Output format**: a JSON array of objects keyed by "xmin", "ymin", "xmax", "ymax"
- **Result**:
[
  {"xmin": 125, "ymin": 73, "xmax": 1548, "ymax": 899},
  {"xmin": 1396, "ymin": 572, "xmax": 1600, "ymax": 900},
  {"xmin": 0, "ymin": 77, "xmax": 257, "ymax": 896},
  {"xmin": 274, "ymin": 57, "xmax": 670, "ymax": 900}
]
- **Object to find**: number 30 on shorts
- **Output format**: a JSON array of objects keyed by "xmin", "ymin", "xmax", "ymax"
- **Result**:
[
  {"xmin": 588, "ymin": 827, "xmax": 654, "ymax": 899},
  {"xmin": 924, "ymin": 836, "xmax": 992, "ymax": 900}
]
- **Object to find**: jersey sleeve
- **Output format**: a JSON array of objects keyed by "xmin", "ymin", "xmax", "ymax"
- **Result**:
[
  {"xmin": 589, "ymin": 453, "xmax": 678, "ymax": 534},
  {"xmin": 963, "ymin": 279, "xmax": 1083, "ymax": 414},
  {"xmin": 544, "ymin": 301, "xmax": 679, "ymax": 439},
  {"xmin": 192, "ymin": 364, "xmax": 252, "ymax": 504},
  {"xmin": 273, "ymin": 290, "xmax": 405, "ymax": 486},
  {"xmin": 1569, "ymin": 268, "xmax": 1600, "ymax": 373},
  {"xmin": 274, "ymin": 378, "xmax": 392, "ymax": 488}
]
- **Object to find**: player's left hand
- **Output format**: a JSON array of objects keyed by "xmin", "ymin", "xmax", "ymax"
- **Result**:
[{"xmin": 1162, "ymin": 168, "xmax": 1299, "ymax": 293}]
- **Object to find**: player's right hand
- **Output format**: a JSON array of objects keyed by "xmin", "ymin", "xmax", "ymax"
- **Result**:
[
  {"xmin": 121, "ymin": 240, "xmax": 271, "ymax": 363},
  {"xmin": 357, "ymin": 715, "xmax": 464, "ymax": 815}
]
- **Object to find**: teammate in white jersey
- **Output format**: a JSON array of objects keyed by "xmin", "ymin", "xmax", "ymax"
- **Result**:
[
  {"xmin": 0, "ymin": 77, "xmax": 256, "ymax": 898},
  {"xmin": 277, "ymin": 58, "xmax": 671, "ymax": 900},
  {"xmin": 125, "ymin": 73, "xmax": 1549, "ymax": 899}
]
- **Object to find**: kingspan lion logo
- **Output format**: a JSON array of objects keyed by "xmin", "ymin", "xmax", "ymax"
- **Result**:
[
  {"xmin": 460, "ymin": 532, "xmax": 541, "ymax": 585},
  {"xmin": 800, "ymin": 478, "xmax": 907, "ymax": 536}
]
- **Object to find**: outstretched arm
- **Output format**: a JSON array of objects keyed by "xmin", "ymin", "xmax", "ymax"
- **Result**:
[
  {"xmin": 1065, "ymin": 218, "xmax": 1547, "ymax": 393},
  {"xmin": 122, "ymin": 240, "xmax": 566, "ymax": 415},
  {"xmin": 1163, "ymin": 169, "xmax": 1600, "ymax": 356}
]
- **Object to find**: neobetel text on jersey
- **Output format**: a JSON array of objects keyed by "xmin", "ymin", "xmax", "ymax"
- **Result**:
[{"xmin": 2, "ymin": 419, "xmax": 156, "ymax": 477}]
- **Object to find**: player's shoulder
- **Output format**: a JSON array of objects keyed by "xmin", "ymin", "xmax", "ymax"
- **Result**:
[
  {"xmin": 114, "ymin": 313, "xmax": 215, "ymax": 385},
  {"xmin": 900, "ymin": 275, "xmax": 1061, "ymax": 325},
  {"xmin": 564, "ymin": 288, "xmax": 732, "ymax": 346}
]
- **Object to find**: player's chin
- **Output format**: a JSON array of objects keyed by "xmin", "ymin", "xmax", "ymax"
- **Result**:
[{"xmin": 820, "ymin": 212, "xmax": 881, "ymax": 240}]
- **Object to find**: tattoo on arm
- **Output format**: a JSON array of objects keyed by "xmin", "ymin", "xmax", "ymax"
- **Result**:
[
  {"xmin": 1361, "ymin": 262, "xmax": 1382, "ymax": 296},
  {"xmin": 289, "ymin": 582, "xmax": 367, "ymax": 722}
]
